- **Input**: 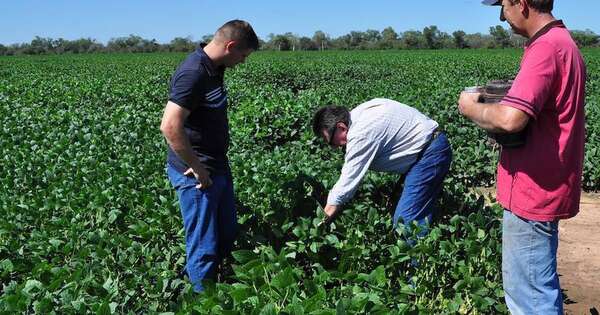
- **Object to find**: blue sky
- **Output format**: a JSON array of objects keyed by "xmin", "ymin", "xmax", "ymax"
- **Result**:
[{"xmin": 1, "ymin": 0, "xmax": 598, "ymax": 45}]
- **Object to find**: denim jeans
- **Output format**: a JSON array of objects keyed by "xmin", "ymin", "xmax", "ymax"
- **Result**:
[
  {"xmin": 502, "ymin": 209, "xmax": 562, "ymax": 315},
  {"xmin": 166, "ymin": 164, "xmax": 237, "ymax": 292},
  {"xmin": 393, "ymin": 132, "xmax": 452, "ymax": 235}
]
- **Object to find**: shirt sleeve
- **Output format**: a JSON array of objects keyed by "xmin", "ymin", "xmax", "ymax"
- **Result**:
[
  {"xmin": 327, "ymin": 136, "xmax": 381, "ymax": 206},
  {"xmin": 168, "ymin": 69, "xmax": 205, "ymax": 111},
  {"xmin": 500, "ymin": 41, "xmax": 558, "ymax": 119}
]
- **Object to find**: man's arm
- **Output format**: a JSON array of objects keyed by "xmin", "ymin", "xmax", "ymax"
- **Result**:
[
  {"xmin": 323, "ymin": 204, "xmax": 340, "ymax": 219},
  {"xmin": 160, "ymin": 101, "xmax": 212, "ymax": 188},
  {"xmin": 458, "ymin": 92, "xmax": 530, "ymax": 133},
  {"xmin": 323, "ymin": 136, "xmax": 380, "ymax": 222}
]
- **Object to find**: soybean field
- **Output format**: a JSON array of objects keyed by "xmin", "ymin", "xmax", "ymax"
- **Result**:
[{"xmin": 1, "ymin": 49, "xmax": 599, "ymax": 314}]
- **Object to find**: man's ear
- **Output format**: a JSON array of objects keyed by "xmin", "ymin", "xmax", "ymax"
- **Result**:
[
  {"xmin": 336, "ymin": 122, "xmax": 348, "ymax": 131},
  {"xmin": 225, "ymin": 40, "xmax": 238, "ymax": 52},
  {"xmin": 519, "ymin": 0, "xmax": 530, "ymax": 17}
]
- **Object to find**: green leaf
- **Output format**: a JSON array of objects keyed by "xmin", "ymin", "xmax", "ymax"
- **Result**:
[
  {"xmin": 0, "ymin": 259, "xmax": 14, "ymax": 272},
  {"xmin": 259, "ymin": 303, "xmax": 277, "ymax": 315},
  {"xmin": 231, "ymin": 250, "xmax": 257, "ymax": 264},
  {"xmin": 271, "ymin": 267, "xmax": 295, "ymax": 289},
  {"xmin": 368, "ymin": 265, "xmax": 387, "ymax": 286},
  {"xmin": 23, "ymin": 279, "xmax": 43, "ymax": 297},
  {"xmin": 229, "ymin": 284, "xmax": 252, "ymax": 305}
]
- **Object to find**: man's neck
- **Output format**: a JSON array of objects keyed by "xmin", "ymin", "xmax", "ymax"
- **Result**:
[
  {"xmin": 525, "ymin": 13, "xmax": 557, "ymax": 39},
  {"xmin": 202, "ymin": 41, "xmax": 224, "ymax": 67}
]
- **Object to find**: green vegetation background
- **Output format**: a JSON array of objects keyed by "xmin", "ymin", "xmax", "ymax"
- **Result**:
[{"xmin": 0, "ymin": 49, "xmax": 598, "ymax": 314}]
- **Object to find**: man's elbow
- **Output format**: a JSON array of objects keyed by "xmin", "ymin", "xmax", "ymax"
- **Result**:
[
  {"xmin": 160, "ymin": 118, "xmax": 178, "ymax": 138},
  {"xmin": 499, "ymin": 117, "xmax": 528, "ymax": 134},
  {"xmin": 159, "ymin": 119, "xmax": 170, "ymax": 136}
]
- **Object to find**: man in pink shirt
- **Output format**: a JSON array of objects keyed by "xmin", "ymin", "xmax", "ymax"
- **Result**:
[{"xmin": 458, "ymin": 0, "xmax": 586, "ymax": 313}]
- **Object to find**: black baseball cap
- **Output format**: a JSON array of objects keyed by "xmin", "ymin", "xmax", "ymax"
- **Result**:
[{"xmin": 482, "ymin": 0, "xmax": 501, "ymax": 5}]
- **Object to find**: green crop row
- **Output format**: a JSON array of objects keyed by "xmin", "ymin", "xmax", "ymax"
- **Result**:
[{"xmin": 0, "ymin": 49, "xmax": 598, "ymax": 314}]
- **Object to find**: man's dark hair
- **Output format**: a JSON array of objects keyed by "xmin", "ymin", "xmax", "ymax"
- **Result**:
[
  {"xmin": 312, "ymin": 106, "xmax": 351, "ymax": 137},
  {"xmin": 509, "ymin": 0, "xmax": 553, "ymax": 13},
  {"xmin": 214, "ymin": 20, "xmax": 259, "ymax": 50}
]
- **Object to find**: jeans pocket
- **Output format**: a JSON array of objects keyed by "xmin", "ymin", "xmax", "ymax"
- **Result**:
[
  {"xmin": 167, "ymin": 165, "xmax": 196, "ymax": 190},
  {"xmin": 531, "ymin": 220, "xmax": 558, "ymax": 238}
]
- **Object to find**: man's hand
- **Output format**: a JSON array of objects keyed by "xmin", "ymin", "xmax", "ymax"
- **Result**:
[
  {"xmin": 183, "ymin": 164, "xmax": 212, "ymax": 189},
  {"xmin": 458, "ymin": 91, "xmax": 482, "ymax": 118},
  {"xmin": 162, "ymin": 101, "xmax": 214, "ymax": 189},
  {"xmin": 322, "ymin": 204, "xmax": 341, "ymax": 225},
  {"xmin": 458, "ymin": 92, "xmax": 529, "ymax": 133}
]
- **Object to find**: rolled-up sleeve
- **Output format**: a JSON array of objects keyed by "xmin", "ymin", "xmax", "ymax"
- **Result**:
[{"xmin": 327, "ymin": 136, "xmax": 380, "ymax": 205}]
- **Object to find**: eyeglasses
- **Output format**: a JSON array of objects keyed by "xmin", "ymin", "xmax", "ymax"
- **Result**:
[{"xmin": 327, "ymin": 126, "xmax": 337, "ymax": 146}]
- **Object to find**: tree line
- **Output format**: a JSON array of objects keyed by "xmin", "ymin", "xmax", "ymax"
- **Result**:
[{"xmin": 1, "ymin": 25, "xmax": 598, "ymax": 56}]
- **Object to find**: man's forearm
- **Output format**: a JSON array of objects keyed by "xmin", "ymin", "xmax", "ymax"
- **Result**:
[
  {"xmin": 162, "ymin": 126, "xmax": 203, "ymax": 170},
  {"xmin": 459, "ymin": 92, "xmax": 530, "ymax": 134},
  {"xmin": 464, "ymin": 102, "xmax": 507, "ymax": 133}
]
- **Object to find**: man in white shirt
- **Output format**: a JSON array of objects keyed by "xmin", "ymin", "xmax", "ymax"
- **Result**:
[{"xmin": 312, "ymin": 98, "xmax": 452, "ymax": 234}]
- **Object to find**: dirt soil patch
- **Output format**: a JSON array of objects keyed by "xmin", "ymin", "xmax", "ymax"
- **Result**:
[
  {"xmin": 474, "ymin": 189, "xmax": 600, "ymax": 314},
  {"xmin": 559, "ymin": 193, "xmax": 600, "ymax": 315}
]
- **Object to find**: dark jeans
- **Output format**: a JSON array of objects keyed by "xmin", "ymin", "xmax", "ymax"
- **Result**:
[
  {"xmin": 166, "ymin": 164, "xmax": 237, "ymax": 292},
  {"xmin": 393, "ymin": 132, "xmax": 452, "ymax": 237}
]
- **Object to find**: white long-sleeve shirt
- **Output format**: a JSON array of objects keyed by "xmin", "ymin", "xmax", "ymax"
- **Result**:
[{"xmin": 327, "ymin": 98, "xmax": 439, "ymax": 206}]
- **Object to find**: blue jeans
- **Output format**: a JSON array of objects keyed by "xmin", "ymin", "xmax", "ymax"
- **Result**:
[
  {"xmin": 166, "ymin": 164, "xmax": 237, "ymax": 292},
  {"xmin": 393, "ymin": 132, "xmax": 452, "ymax": 235},
  {"xmin": 502, "ymin": 209, "xmax": 562, "ymax": 315}
]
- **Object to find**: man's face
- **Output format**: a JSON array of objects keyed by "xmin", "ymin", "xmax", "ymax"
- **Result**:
[
  {"xmin": 500, "ymin": 0, "xmax": 527, "ymax": 36},
  {"xmin": 321, "ymin": 122, "xmax": 348, "ymax": 149},
  {"xmin": 223, "ymin": 41, "xmax": 253, "ymax": 68}
]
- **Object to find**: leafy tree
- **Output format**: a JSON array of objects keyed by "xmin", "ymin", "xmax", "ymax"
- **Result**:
[
  {"xmin": 312, "ymin": 31, "xmax": 330, "ymax": 51},
  {"xmin": 5, "ymin": 43, "xmax": 24, "ymax": 55},
  {"xmin": 201, "ymin": 34, "xmax": 214, "ymax": 43},
  {"xmin": 26, "ymin": 36, "xmax": 54, "ymax": 54},
  {"xmin": 509, "ymin": 34, "xmax": 527, "ymax": 48},
  {"xmin": 298, "ymin": 37, "xmax": 317, "ymax": 50},
  {"xmin": 363, "ymin": 29, "xmax": 382, "ymax": 49},
  {"xmin": 570, "ymin": 29, "xmax": 599, "ymax": 47},
  {"xmin": 381, "ymin": 27, "xmax": 399, "ymax": 49},
  {"xmin": 439, "ymin": 32, "xmax": 453, "ymax": 49},
  {"xmin": 489, "ymin": 25, "xmax": 511, "ymax": 48},
  {"xmin": 330, "ymin": 34, "xmax": 351, "ymax": 50},
  {"xmin": 453, "ymin": 30, "xmax": 468, "ymax": 49},
  {"xmin": 9, "ymin": 25, "xmax": 600, "ymax": 54},
  {"xmin": 283, "ymin": 32, "xmax": 299, "ymax": 51},
  {"xmin": 401, "ymin": 30, "xmax": 425, "ymax": 49},
  {"xmin": 423, "ymin": 25, "xmax": 444, "ymax": 49},
  {"xmin": 464, "ymin": 33, "xmax": 491, "ymax": 49},
  {"xmin": 268, "ymin": 34, "xmax": 292, "ymax": 51},
  {"xmin": 348, "ymin": 31, "xmax": 366, "ymax": 49},
  {"xmin": 257, "ymin": 38, "xmax": 267, "ymax": 50},
  {"xmin": 60, "ymin": 38, "xmax": 102, "ymax": 53},
  {"xmin": 169, "ymin": 37, "xmax": 195, "ymax": 52}
]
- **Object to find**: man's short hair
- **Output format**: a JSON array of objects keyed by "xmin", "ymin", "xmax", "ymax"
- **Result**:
[
  {"xmin": 214, "ymin": 20, "xmax": 259, "ymax": 50},
  {"xmin": 312, "ymin": 106, "xmax": 351, "ymax": 137},
  {"xmin": 510, "ymin": 0, "xmax": 553, "ymax": 13}
]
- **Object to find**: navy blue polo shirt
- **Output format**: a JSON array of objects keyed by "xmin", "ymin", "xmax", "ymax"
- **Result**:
[{"xmin": 167, "ymin": 45, "xmax": 230, "ymax": 174}]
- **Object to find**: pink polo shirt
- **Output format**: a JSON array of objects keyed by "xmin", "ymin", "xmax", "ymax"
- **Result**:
[{"xmin": 496, "ymin": 20, "xmax": 587, "ymax": 222}]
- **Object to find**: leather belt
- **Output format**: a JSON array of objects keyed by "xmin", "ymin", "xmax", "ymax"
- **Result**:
[{"xmin": 416, "ymin": 128, "xmax": 442, "ymax": 161}]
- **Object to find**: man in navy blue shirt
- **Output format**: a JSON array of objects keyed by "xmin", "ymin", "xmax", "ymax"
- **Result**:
[{"xmin": 160, "ymin": 20, "xmax": 258, "ymax": 292}]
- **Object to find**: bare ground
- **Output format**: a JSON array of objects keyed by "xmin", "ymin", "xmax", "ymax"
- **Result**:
[
  {"xmin": 474, "ymin": 189, "xmax": 600, "ymax": 315},
  {"xmin": 559, "ymin": 193, "xmax": 600, "ymax": 315}
]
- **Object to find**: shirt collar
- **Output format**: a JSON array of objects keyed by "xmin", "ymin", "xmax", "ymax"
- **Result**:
[
  {"xmin": 526, "ymin": 20, "xmax": 565, "ymax": 47},
  {"xmin": 195, "ymin": 43, "xmax": 223, "ymax": 77}
]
